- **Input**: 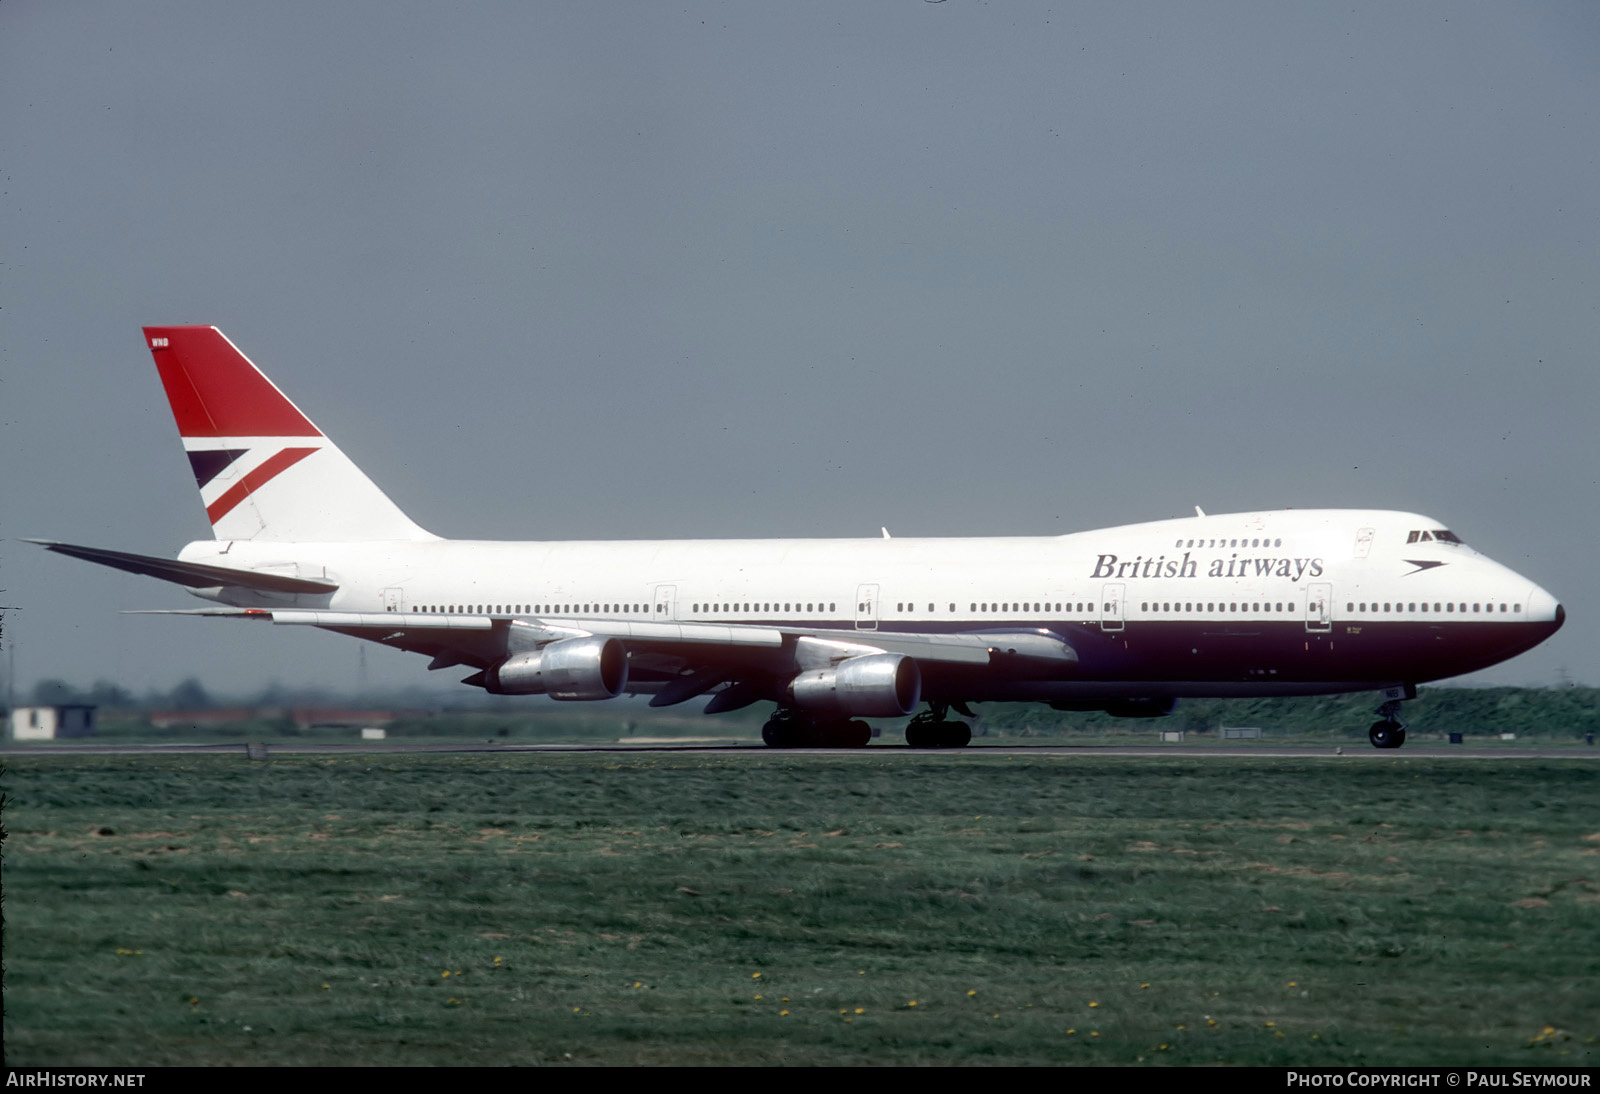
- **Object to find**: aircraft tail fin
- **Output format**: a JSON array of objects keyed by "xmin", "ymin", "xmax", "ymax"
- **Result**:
[{"xmin": 142, "ymin": 326, "xmax": 435, "ymax": 542}]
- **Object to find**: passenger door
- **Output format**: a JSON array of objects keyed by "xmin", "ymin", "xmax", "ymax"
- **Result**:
[
  {"xmin": 855, "ymin": 584, "xmax": 879, "ymax": 631},
  {"xmin": 1100, "ymin": 583, "xmax": 1125, "ymax": 632},
  {"xmin": 1305, "ymin": 583, "xmax": 1332, "ymax": 632}
]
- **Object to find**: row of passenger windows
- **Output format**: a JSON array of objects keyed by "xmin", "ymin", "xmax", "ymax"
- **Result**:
[
  {"xmin": 1349, "ymin": 601, "xmax": 1520, "ymax": 614},
  {"xmin": 889, "ymin": 603, "xmax": 1105, "ymax": 614},
  {"xmin": 1132, "ymin": 600, "xmax": 1524, "ymax": 615},
  {"xmin": 969, "ymin": 602, "xmax": 1092, "ymax": 614},
  {"xmin": 694, "ymin": 602, "xmax": 836, "ymax": 613},
  {"xmin": 409, "ymin": 598, "xmax": 1521, "ymax": 620},
  {"xmin": 1142, "ymin": 602, "xmax": 1298, "ymax": 613},
  {"xmin": 1175, "ymin": 538, "xmax": 1283, "ymax": 549},
  {"xmin": 417, "ymin": 604, "xmax": 658, "ymax": 616}
]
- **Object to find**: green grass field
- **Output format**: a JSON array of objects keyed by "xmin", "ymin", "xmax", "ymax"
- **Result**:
[{"xmin": 2, "ymin": 752, "xmax": 1595, "ymax": 1065}]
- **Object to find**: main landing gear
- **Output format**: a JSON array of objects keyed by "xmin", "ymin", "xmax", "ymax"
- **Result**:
[
  {"xmin": 757, "ymin": 701, "xmax": 978, "ymax": 750},
  {"xmin": 1369, "ymin": 696, "xmax": 1408, "ymax": 750},
  {"xmin": 904, "ymin": 701, "xmax": 974, "ymax": 749},
  {"xmin": 760, "ymin": 707, "xmax": 872, "ymax": 749}
]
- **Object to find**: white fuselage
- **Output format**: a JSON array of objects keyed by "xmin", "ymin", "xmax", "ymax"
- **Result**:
[{"xmin": 176, "ymin": 507, "xmax": 1563, "ymax": 701}]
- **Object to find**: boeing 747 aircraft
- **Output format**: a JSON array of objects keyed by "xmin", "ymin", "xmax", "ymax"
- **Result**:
[{"xmin": 33, "ymin": 327, "xmax": 1565, "ymax": 748}]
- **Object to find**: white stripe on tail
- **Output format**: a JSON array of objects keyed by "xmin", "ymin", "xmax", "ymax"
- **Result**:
[{"xmin": 143, "ymin": 326, "xmax": 435, "ymax": 542}]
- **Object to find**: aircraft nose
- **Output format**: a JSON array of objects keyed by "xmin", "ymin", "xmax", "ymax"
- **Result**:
[
  {"xmin": 1523, "ymin": 583, "xmax": 1562, "ymax": 624},
  {"xmin": 1519, "ymin": 583, "xmax": 1564, "ymax": 644}
]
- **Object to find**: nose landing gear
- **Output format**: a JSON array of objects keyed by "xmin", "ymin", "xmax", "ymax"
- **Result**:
[{"xmin": 1369, "ymin": 695, "xmax": 1409, "ymax": 749}]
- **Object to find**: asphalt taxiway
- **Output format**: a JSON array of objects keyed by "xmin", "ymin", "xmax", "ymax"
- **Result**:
[{"xmin": 2, "ymin": 740, "xmax": 1595, "ymax": 759}]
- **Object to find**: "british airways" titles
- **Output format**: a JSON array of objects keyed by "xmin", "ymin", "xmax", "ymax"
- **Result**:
[{"xmin": 1090, "ymin": 551, "xmax": 1325, "ymax": 581}]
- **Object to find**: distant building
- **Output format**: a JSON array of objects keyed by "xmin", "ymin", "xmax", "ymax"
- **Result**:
[{"xmin": 10, "ymin": 704, "xmax": 97, "ymax": 741}]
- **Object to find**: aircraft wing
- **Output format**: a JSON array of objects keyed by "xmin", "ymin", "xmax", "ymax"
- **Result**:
[
  {"xmin": 128, "ymin": 607, "xmax": 1056, "ymax": 664},
  {"xmin": 128, "ymin": 608, "xmax": 1075, "ymax": 705}
]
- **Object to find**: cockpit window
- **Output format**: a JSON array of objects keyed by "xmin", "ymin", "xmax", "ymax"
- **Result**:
[{"xmin": 1406, "ymin": 529, "xmax": 1464, "ymax": 545}]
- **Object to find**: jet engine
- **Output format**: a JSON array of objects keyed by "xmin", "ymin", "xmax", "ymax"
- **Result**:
[
  {"xmin": 787, "ymin": 653, "xmax": 921, "ymax": 717},
  {"xmin": 483, "ymin": 636, "xmax": 628, "ymax": 700}
]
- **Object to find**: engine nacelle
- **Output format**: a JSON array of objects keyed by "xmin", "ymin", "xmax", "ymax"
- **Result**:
[
  {"xmin": 787, "ymin": 653, "xmax": 921, "ymax": 717},
  {"xmin": 485, "ymin": 636, "xmax": 628, "ymax": 700}
]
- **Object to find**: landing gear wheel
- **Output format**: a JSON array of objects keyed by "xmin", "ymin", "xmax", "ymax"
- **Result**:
[
  {"xmin": 1368, "ymin": 693, "xmax": 1412, "ymax": 749},
  {"xmin": 906, "ymin": 716, "xmax": 971, "ymax": 748},
  {"xmin": 763, "ymin": 710, "xmax": 872, "ymax": 748},
  {"xmin": 812, "ymin": 719, "xmax": 865, "ymax": 748},
  {"xmin": 762, "ymin": 708, "xmax": 805, "ymax": 748}
]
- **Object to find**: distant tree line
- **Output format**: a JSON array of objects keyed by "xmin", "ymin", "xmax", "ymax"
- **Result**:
[
  {"xmin": 27, "ymin": 677, "xmax": 215, "ymax": 710},
  {"xmin": 17, "ymin": 677, "xmax": 476, "ymax": 713},
  {"xmin": 979, "ymin": 686, "xmax": 1600, "ymax": 738}
]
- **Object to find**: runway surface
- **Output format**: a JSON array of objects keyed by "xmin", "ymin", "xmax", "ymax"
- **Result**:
[{"xmin": 3, "ymin": 740, "xmax": 1596, "ymax": 759}]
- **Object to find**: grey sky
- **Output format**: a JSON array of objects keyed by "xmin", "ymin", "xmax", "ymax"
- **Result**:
[{"xmin": 3, "ymin": 1, "xmax": 1597, "ymax": 697}]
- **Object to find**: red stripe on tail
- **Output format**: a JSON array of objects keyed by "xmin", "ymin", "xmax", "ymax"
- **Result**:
[
  {"xmin": 205, "ymin": 447, "xmax": 319, "ymax": 525},
  {"xmin": 144, "ymin": 327, "xmax": 321, "ymax": 438}
]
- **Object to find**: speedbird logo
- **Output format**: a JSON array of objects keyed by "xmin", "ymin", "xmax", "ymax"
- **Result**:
[{"xmin": 1091, "ymin": 551, "xmax": 1325, "ymax": 581}]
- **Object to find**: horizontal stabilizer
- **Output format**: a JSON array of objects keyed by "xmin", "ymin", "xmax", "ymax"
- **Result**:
[{"xmin": 28, "ymin": 540, "xmax": 339, "ymax": 594}]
